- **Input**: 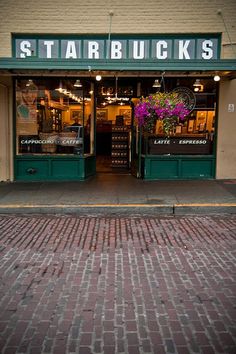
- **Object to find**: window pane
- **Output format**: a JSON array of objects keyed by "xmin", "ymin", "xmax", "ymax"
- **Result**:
[{"xmin": 16, "ymin": 78, "xmax": 93, "ymax": 156}]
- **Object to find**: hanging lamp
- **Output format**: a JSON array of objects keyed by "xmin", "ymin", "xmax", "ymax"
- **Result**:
[
  {"xmin": 74, "ymin": 79, "xmax": 83, "ymax": 87},
  {"xmin": 152, "ymin": 79, "xmax": 161, "ymax": 88}
]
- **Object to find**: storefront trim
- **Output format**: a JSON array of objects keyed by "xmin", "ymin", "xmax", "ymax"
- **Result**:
[{"xmin": 0, "ymin": 58, "xmax": 236, "ymax": 72}]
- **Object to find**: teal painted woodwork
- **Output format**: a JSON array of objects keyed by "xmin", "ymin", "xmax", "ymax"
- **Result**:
[
  {"xmin": 15, "ymin": 155, "xmax": 96, "ymax": 181},
  {"xmin": 142, "ymin": 155, "xmax": 215, "ymax": 180},
  {"xmin": 149, "ymin": 159, "xmax": 179, "ymax": 178},
  {"xmin": 181, "ymin": 160, "xmax": 214, "ymax": 178},
  {"xmin": 1, "ymin": 58, "xmax": 235, "ymax": 72},
  {"xmin": 51, "ymin": 160, "xmax": 82, "ymax": 177},
  {"xmin": 85, "ymin": 156, "xmax": 96, "ymax": 177},
  {"xmin": 16, "ymin": 158, "xmax": 49, "ymax": 180}
]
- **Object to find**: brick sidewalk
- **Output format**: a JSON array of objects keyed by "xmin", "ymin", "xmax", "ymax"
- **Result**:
[{"xmin": 0, "ymin": 215, "xmax": 236, "ymax": 354}]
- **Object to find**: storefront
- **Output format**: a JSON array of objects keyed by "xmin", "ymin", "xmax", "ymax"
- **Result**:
[{"xmin": 0, "ymin": 34, "xmax": 236, "ymax": 181}]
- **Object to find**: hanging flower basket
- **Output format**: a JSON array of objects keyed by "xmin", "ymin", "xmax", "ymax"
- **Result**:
[{"xmin": 135, "ymin": 92, "xmax": 190, "ymax": 136}]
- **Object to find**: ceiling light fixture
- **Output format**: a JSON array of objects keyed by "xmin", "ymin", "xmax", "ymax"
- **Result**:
[
  {"xmin": 193, "ymin": 78, "xmax": 201, "ymax": 87},
  {"xmin": 213, "ymin": 74, "xmax": 221, "ymax": 82},
  {"xmin": 55, "ymin": 80, "xmax": 64, "ymax": 92},
  {"xmin": 152, "ymin": 79, "xmax": 161, "ymax": 88},
  {"xmin": 153, "ymin": 71, "xmax": 165, "ymax": 91},
  {"xmin": 74, "ymin": 79, "xmax": 83, "ymax": 87},
  {"xmin": 26, "ymin": 79, "xmax": 35, "ymax": 88},
  {"xmin": 96, "ymin": 75, "xmax": 102, "ymax": 81},
  {"xmin": 193, "ymin": 78, "xmax": 204, "ymax": 92}
]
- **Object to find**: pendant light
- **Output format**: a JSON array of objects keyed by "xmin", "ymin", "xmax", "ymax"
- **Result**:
[
  {"xmin": 74, "ymin": 79, "xmax": 83, "ymax": 87},
  {"xmin": 193, "ymin": 79, "xmax": 203, "ymax": 92},
  {"xmin": 26, "ymin": 79, "xmax": 35, "ymax": 88},
  {"xmin": 55, "ymin": 80, "xmax": 64, "ymax": 92},
  {"xmin": 152, "ymin": 79, "xmax": 161, "ymax": 88}
]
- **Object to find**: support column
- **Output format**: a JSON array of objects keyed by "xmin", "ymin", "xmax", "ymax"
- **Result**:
[
  {"xmin": 216, "ymin": 79, "xmax": 236, "ymax": 179},
  {"xmin": 0, "ymin": 78, "xmax": 13, "ymax": 181}
]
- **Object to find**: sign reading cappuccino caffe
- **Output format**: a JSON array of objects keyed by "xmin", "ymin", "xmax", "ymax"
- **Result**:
[{"xmin": 14, "ymin": 35, "xmax": 220, "ymax": 61}]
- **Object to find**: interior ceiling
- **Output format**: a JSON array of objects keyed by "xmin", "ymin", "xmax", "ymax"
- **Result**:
[{"xmin": 0, "ymin": 69, "xmax": 235, "ymax": 79}]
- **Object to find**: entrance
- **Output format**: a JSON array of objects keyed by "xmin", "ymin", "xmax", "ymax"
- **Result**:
[
  {"xmin": 95, "ymin": 77, "xmax": 135, "ymax": 174},
  {"xmin": 96, "ymin": 111, "xmax": 132, "ymax": 173}
]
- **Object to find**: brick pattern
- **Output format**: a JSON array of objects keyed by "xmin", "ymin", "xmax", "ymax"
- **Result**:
[
  {"xmin": 0, "ymin": 0, "xmax": 236, "ymax": 57},
  {"xmin": 0, "ymin": 214, "xmax": 236, "ymax": 354}
]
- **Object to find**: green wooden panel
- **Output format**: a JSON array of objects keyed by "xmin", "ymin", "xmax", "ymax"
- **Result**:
[
  {"xmin": 16, "ymin": 159, "xmax": 49, "ymax": 180},
  {"xmin": 151, "ymin": 159, "xmax": 178, "ymax": 178},
  {"xmin": 142, "ymin": 155, "xmax": 215, "ymax": 180},
  {"xmin": 51, "ymin": 160, "xmax": 81, "ymax": 177},
  {"xmin": 15, "ymin": 155, "xmax": 96, "ymax": 181},
  {"xmin": 85, "ymin": 155, "xmax": 96, "ymax": 177},
  {"xmin": 181, "ymin": 160, "xmax": 213, "ymax": 178},
  {"xmin": 145, "ymin": 158, "xmax": 179, "ymax": 179}
]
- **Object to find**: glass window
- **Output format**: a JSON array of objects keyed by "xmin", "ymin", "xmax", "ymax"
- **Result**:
[
  {"xmin": 138, "ymin": 78, "xmax": 217, "ymax": 156},
  {"xmin": 15, "ymin": 78, "xmax": 94, "ymax": 156}
]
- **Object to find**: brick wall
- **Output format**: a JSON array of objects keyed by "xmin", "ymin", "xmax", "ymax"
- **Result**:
[{"xmin": 0, "ymin": 0, "xmax": 236, "ymax": 58}]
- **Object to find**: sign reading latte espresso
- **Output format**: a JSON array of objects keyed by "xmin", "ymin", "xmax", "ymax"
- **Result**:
[
  {"xmin": 14, "ymin": 35, "xmax": 220, "ymax": 61},
  {"xmin": 148, "ymin": 137, "xmax": 212, "ymax": 155}
]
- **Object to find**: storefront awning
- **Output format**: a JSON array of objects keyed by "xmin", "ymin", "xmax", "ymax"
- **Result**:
[{"xmin": 0, "ymin": 58, "xmax": 236, "ymax": 78}]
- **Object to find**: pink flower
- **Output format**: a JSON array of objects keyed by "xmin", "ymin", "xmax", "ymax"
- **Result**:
[{"xmin": 135, "ymin": 92, "xmax": 190, "ymax": 130}]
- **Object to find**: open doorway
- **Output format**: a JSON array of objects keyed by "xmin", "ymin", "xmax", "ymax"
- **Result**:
[{"xmin": 95, "ymin": 77, "xmax": 134, "ymax": 173}]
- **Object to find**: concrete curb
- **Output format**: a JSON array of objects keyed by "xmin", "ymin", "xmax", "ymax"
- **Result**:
[
  {"xmin": 0, "ymin": 204, "xmax": 173, "ymax": 215},
  {"xmin": 174, "ymin": 203, "xmax": 236, "ymax": 215},
  {"xmin": 0, "ymin": 203, "xmax": 236, "ymax": 215}
]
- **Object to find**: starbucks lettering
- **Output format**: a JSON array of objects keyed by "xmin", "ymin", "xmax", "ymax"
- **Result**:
[{"xmin": 15, "ymin": 36, "xmax": 219, "ymax": 60}]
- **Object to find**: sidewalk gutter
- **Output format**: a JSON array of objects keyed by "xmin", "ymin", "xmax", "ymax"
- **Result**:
[
  {"xmin": 174, "ymin": 203, "xmax": 236, "ymax": 215},
  {"xmin": 0, "ymin": 203, "xmax": 236, "ymax": 215}
]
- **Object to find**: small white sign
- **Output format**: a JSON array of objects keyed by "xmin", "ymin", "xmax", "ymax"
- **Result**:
[{"xmin": 228, "ymin": 103, "xmax": 235, "ymax": 112}]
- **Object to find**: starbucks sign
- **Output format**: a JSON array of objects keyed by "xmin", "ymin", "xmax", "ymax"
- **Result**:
[{"xmin": 14, "ymin": 35, "xmax": 220, "ymax": 61}]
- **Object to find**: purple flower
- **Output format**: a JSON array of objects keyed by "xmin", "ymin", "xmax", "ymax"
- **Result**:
[{"xmin": 135, "ymin": 92, "xmax": 190, "ymax": 131}]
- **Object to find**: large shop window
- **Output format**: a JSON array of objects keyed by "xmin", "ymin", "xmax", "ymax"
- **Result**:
[
  {"xmin": 15, "ymin": 78, "xmax": 94, "ymax": 156},
  {"xmin": 141, "ymin": 81, "xmax": 217, "ymax": 156}
]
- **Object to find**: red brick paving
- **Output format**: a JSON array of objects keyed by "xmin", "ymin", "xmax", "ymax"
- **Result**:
[{"xmin": 0, "ymin": 215, "xmax": 236, "ymax": 354}]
